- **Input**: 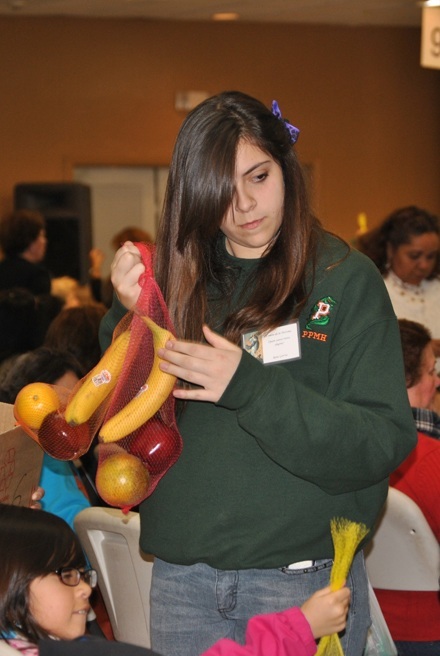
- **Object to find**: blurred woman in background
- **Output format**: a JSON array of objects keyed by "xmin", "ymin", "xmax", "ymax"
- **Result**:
[{"xmin": 357, "ymin": 206, "xmax": 440, "ymax": 357}]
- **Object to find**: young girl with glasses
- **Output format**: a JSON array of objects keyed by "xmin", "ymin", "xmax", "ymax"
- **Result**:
[
  {"xmin": 0, "ymin": 504, "xmax": 97, "ymax": 653},
  {"xmin": 0, "ymin": 503, "xmax": 350, "ymax": 656},
  {"xmin": 0, "ymin": 504, "xmax": 350, "ymax": 656}
]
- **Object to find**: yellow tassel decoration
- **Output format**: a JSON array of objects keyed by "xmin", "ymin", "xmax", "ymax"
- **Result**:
[{"xmin": 315, "ymin": 518, "xmax": 369, "ymax": 656}]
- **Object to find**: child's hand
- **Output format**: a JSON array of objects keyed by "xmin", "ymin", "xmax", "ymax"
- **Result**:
[
  {"xmin": 301, "ymin": 585, "xmax": 351, "ymax": 639},
  {"xmin": 30, "ymin": 486, "xmax": 45, "ymax": 510},
  {"xmin": 110, "ymin": 241, "xmax": 145, "ymax": 309}
]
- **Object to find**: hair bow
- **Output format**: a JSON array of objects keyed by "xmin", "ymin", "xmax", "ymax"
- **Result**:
[{"xmin": 271, "ymin": 100, "xmax": 300, "ymax": 144}]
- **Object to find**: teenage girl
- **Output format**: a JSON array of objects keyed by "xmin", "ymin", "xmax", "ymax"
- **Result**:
[{"xmin": 100, "ymin": 90, "xmax": 416, "ymax": 656}]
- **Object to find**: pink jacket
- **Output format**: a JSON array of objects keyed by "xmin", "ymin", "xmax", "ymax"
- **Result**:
[{"xmin": 203, "ymin": 607, "xmax": 317, "ymax": 656}]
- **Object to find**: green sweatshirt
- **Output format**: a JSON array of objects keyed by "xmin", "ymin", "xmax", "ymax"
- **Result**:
[{"xmin": 99, "ymin": 232, "xmax": 417, "ymax": 569}]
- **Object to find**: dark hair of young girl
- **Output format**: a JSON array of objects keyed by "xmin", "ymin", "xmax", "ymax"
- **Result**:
[{"xmin": 0, "ymin": 504, "xmax": 86, "ymax": 643}]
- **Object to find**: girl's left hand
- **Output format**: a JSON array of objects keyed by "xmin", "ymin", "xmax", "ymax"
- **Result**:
[{"xmin": 158, "ymin": 325, "xmax": 242, "ymax": 403}]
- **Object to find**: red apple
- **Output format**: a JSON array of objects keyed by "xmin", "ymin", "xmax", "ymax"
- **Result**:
[
  {"xmin": 38, "ymin": 411, "xmax": 91, "ymax": 460},
  {"xmin": 127, "ymin": 417, "xmax": 181, "ymax": 475}
]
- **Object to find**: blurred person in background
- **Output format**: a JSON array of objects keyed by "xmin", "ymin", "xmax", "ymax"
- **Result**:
[
  {"xmin": 51, "ymin": 275, "xmax": 98, "ymax": 309},
  {"xmin": 44, "ymin": 304, "xmax": 108, "ymax": 495},
  {"xmin": 0, "ymin": 209, "xmax": 51, "ymax": 296},
  {"xmin": 0, "ymin": 287, "xmax": 39, "ymax": 367},
  {"xmin": 0, "ymin": 284, "xmax": 64, "ymax": 376},
  {"xmin": 357, "ymin": 206, "xmax": 440, "ymax": 357},
  {"xmin": 0, "ymin": 346, "xmax": 92, "ymax": 527},
  {"xmin": 0, "ymin": 210, "xmax": 64, "ymax": 354},
  {"xmin": 44, "ymin": 304, "xmax": 107, "ymax": 374},
  {"xmin": 373, "ymin": 318, "xmax": 440, "ymax": 655}
]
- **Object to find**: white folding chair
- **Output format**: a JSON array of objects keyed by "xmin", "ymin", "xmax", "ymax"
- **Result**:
[
  {"xmin": 365, "ymin": 486, "xmax": 440, "ymax": 591},
  {"xmin": 363, "ymin": 487, "xmax": 440, "ymax": 655},
  {"xmin": 363, "ymin": 582, "xmax": 398, "ymax": 655},
  {"xmin": 74, "ymin": 507, "xmax": 153, "ymax": 648}
]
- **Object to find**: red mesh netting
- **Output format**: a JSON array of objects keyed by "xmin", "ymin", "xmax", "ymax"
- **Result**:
[{"xmin": 14, "ymin": 242, "xmax": 183, "ymax": 511}]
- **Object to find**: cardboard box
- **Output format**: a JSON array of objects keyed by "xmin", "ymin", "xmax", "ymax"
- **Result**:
[{"xmin": 0, "ymin": 402, "xmax": 43, "ymax": 507}]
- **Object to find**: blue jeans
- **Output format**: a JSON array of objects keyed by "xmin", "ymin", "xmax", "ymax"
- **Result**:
[
  {"xmin": 395, "ymin": 641, "xmax": 440, "ymax": 656},
  {"xmin": 150, "ymin": 551, "xmax": 370, "ymax": 656}
]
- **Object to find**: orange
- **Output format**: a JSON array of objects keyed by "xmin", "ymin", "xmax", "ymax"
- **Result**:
[
  {"xmin": 14, "ymin": 382, "xmax": 61, "ymax": 430},
  {"xmin": 96, "ymin": 452, "xmax": 150, "ymax": 508}
]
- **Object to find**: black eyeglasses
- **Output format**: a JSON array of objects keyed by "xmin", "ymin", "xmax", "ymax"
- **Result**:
[{"xmin": 54, "ymin": 567, "xmax": 98, "ymax": 589}]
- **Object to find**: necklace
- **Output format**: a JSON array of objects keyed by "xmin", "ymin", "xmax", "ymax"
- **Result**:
[{"xmin": 386, "ymin": 270, "xmax": 425, "ymax": 303}]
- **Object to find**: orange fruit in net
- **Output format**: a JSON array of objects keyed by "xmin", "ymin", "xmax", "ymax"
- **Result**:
[
  {"xmin": 96, "ymin": 452, "xmax": 150, "ymax": 508},
  {"xmin": 14, "ymin": 382, "xmax": 61, "ymax": 431}
]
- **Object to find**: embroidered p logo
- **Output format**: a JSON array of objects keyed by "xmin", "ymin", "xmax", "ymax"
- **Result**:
[{"xmin": 306, "ymin": 296, "xmax": 336, "ymax": 329}]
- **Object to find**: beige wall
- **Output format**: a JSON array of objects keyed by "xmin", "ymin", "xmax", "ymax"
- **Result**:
[{"xmin": 0, "ymin": 16, "xmax": 439, "ymax": 241}]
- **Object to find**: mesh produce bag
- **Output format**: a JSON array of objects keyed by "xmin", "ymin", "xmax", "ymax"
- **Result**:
[
  {"xmin": 94, "ymin": 242, "xmax": 182, "ymax": 510},
  {"xmin": 14, "ymin": 242, "xmax": 183, "ymax": 511},
  {"xmin": 14, "ymin": 382, "xmax": 95, "ymax": 461}
]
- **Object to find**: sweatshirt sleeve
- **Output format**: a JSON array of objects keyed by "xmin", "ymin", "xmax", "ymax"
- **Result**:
[
  {"xmin": 39, "ymin": 455, "xmax": 90, "ymax": 530},
  {"xmin": 218, "ymin": 253, "xmax": 417, "ymax": 495},
  {"xmin": 202, "ymin": 608, "xmax": 316, "ymax": 656}
]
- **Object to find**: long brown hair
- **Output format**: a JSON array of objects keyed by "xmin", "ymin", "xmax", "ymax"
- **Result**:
[{"xmin": 155, "ymin": 91, "xmax": 321, "ymax": 344}]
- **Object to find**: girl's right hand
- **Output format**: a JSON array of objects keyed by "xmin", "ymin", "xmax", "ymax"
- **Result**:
[
  {"xmin": 300, "ymin": 585, "xmax": 351, "ymax": 639},
  {"xmin": 110, "ymin": 241, "xmax": 145, "ymax": 309}
]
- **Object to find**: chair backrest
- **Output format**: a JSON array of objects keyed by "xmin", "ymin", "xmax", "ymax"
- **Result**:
[
  {"xmin": 365, "ymin": 487, "xmax": 440, "ymax": 591},
  {"xmin": 74, "ymin": 507, "xmax": 153, "ymax": 648}
]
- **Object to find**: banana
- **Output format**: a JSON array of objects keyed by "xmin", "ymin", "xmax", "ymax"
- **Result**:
[
  {"xmin": 99, "ymin": 316, "xmax": 176, "ymax": 443},
  {"xmin": 64, "ymin": 329, "xmax": 131, "ymax": 425}
]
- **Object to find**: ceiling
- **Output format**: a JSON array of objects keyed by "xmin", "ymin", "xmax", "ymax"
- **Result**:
[{"xmin": 0, "ymin": 0, "xmax": 426, "ymax": 27}]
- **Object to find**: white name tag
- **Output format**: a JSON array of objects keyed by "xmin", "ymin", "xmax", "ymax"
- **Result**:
[{"xmin": 242, "ymin": 321, "xmax": 301, "ymax": 365}]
